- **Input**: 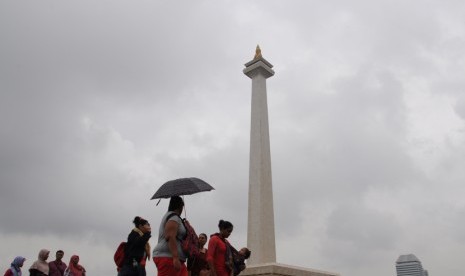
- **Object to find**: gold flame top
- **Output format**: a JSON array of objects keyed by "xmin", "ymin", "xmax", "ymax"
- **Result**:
[{"xmin": 254, "ymin": 45, "xmax": 262, "ymax": 59}]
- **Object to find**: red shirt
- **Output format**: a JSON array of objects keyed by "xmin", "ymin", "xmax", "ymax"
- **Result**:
[
  {"xmin": 207, "ymin": 235, "xmax": 230, "ymax": 276},
  {"xmin": 49, "ymin": 260, "xmax": 67, "ymax": 276}
]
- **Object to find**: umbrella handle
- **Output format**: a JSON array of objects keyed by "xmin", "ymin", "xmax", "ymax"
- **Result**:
[
  {"xmin": 156, "ymin": 199, "xmax": 161, "ymax": 206},
  {"xmin": 182, "ymin": 195, "xmax": 187, "ymax": 218}
]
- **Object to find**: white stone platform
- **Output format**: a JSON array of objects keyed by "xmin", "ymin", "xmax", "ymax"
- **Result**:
[{"xmin": 241, "ymin": 263, "xmax": 340, "ymax": 276}]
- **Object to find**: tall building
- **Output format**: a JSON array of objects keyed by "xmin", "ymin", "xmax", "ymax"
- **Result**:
[{"xmin": 396, "ymin": 254, "xmax": 429, "ymax": 276}]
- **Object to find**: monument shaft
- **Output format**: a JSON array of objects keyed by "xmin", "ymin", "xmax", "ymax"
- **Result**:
[
  {"xmin": 241, "ymin": 47, "xmax": 340, "ymax": 276},
  {"xmin": 244, "ymin": 50, "xmax": 276, "ymax": 265}
]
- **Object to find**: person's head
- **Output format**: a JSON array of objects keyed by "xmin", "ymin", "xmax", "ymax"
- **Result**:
[
  {"xmin": 70, "ymin": 255, "xmax": 79, "ymax": 265},
  {"xmin": 12, "ymin": 256, "xmax": 26, "ymax": 268},
  {"xmin": 38, "ymin": 249, "xmax": 50, "ymax": 261},
  {"xmin": 133, "ymin": 216, "xmax": 151, "ymax": 233},
  {"xmin": 198, "ymin": 233, "xmax": 208, "ymax": 247},
  {"xmin": 55, "ymin": 250, "xmax": 64, "ymax": 261},
  {"xmin": 168, "ymin": 196, "xmax": 184, "ymax": 214},
  {"xmin": 218, "ymin": 220, "xmax": 233, "ymax": 238},
  {"xmin": 239, "ymin": 247, "xmax": 251, "ymax": 259}
]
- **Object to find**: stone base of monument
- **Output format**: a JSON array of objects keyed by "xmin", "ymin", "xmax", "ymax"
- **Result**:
[{"xmin": 241, "ymin": 263, "xmax": 340, "ymax": 276}]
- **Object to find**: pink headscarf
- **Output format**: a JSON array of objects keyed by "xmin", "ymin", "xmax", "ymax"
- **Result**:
[
  {"xmin": 67, "ymin": 255, "xmax": 85, "ymax": 276},
  {"xmin": 29, "ymin": 249, "xmax": 49, "ymax": 275}
]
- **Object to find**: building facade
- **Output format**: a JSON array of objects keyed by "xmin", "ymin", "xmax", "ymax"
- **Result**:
[{"xmin": 396, "ymin": 254, "xmax": 428, "ymax": 276}]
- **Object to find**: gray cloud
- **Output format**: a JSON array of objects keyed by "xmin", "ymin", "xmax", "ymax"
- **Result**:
[{"xmin": 2, "ymin": 1, "xmax": 465, "ymax": 275}]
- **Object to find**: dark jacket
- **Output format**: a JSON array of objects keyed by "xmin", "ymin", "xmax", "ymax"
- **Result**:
[
  {"xmin": 124, "ymin": 230, "xmax": 151, "ymax": 265},
  {"xmin": 29, "ymin": 269, "xmax": 47, "ymax": 276}
]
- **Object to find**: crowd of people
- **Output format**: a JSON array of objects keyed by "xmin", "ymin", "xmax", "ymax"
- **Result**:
[
  {"xmin": 4, "ymin": 249, "xmax": 85, "ymax": 276},
  {"xmin": 4, "ymin": 195, "xmax": 249, "ymax": 276},
  {"xmin": 119, "ymin": 196, "xmax": 251, "ymax": 276}
]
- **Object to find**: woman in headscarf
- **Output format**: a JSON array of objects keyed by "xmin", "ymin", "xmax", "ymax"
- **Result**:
[
  {"xmin": 29, "ymin": 249, "xmax": 50, "ymax": 276},
  {"xmin": 207, "ymin": 220, "xmax": 234, "ymax": 276},
  {"xmin": 4, "ymin": 256, "xmax": 26, "ymax": 276},
  {"xmin": 64, "ymin": 255, "xmax": 85, "ymax": 276},
  {"xmin": 118, "ymin": 216, "xmax": 152, "ymax": 276}
]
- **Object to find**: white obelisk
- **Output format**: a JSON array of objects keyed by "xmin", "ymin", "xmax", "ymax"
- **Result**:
[
  {"xmin": 241, "ymin": 47, "xmax": 340, "ymax": 276},
  {"xmin": 243, "ymin": 46, "xmax": 276, "ymax": 265}
]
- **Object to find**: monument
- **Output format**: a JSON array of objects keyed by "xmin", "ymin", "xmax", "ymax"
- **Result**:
[
  {"xmin": 242, "ymin": 46, "xmax": 339, "ymax": 276},
  {"xmin": 243, "ymin": 45, "xmax": 277, "ymax": 265}
]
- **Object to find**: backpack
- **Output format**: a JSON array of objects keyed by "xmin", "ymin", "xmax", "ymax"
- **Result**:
[
  {"xmin": 181, "ymin": 218, "xmax": 200, "ymax": 259},
  {"xmin": 114, "ymin": 241, "xmax": 126, "ymax": 271},
  {"xmin": 165, "ymin": 213, "xmax": 200, "ymax": 259}
]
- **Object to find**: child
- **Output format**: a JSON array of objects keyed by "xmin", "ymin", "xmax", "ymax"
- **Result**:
[{"xmin": 231, "ymin": 247, "xmax": 251, "ymax": 276}]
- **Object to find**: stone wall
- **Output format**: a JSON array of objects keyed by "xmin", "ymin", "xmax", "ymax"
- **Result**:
[{"xmin": 241, "ymin": 263, "xmax": 340, "ymax": 276}]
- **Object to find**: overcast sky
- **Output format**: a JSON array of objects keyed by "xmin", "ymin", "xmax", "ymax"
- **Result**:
[{"xmin": 1, "ymin": 1, "xmax": 465, "ymax": 275}]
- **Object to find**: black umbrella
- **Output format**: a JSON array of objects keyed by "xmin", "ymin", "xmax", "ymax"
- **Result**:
[{"xmin": 150, "ymin": 177, "xmax": 215, "ymax": 200}]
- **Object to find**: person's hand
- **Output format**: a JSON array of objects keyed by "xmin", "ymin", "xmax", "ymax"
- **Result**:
[{"xmin": 173, "ymin": 258, "xmax": 182, "ymax": 271}]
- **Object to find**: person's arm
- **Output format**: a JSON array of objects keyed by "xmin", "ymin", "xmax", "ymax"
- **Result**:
[
  {"xmin": 165, "ymin": 219, "xmax": 181, "ymax": 271},
  {"xmin": 128, "ymin": 231, "xmax": 151, "ymax": 247},
  {"xmin": 204, "ymin": 249, "xmax": 211, "ymax": 270},
  {"xmin": 207, "ymin": 237, "xmax": 217, "ymax": 276},
  {"xmin": 4, "ymin": 269, "xmax": 13, "ymax": 276}
]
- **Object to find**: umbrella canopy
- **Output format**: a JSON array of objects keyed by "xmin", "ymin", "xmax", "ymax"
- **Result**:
[{"xmin": 150, "ymin": 177, "xmax": 215, "ymax": 200}]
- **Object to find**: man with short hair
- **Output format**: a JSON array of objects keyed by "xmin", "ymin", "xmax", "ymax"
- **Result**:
[{"xmin": 49, "ymin": 250, "xmax": 67, "ymax": 276}]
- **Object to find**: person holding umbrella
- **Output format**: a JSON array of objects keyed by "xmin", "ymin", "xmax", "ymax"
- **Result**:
[{"xmin": 153, "ymin": 196, "xmax": 188, "ymax": 276}]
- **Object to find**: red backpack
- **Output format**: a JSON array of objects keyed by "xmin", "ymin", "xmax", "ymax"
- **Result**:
[
  {"xmin": 165, "ymin": 213, "xmax": 200, "ymax": 259},
  {"xmin": 114, "ymin": 242, "xmax": 126, "ymax": 271},
  {"xmin": 181, "ymin": 218, "xmax": 200, "ymax": 259}
]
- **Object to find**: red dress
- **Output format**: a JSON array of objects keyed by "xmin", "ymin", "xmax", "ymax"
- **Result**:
[{"xmin": 207, "ymin": 234, "xmax": 230, "ymax": 276}]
